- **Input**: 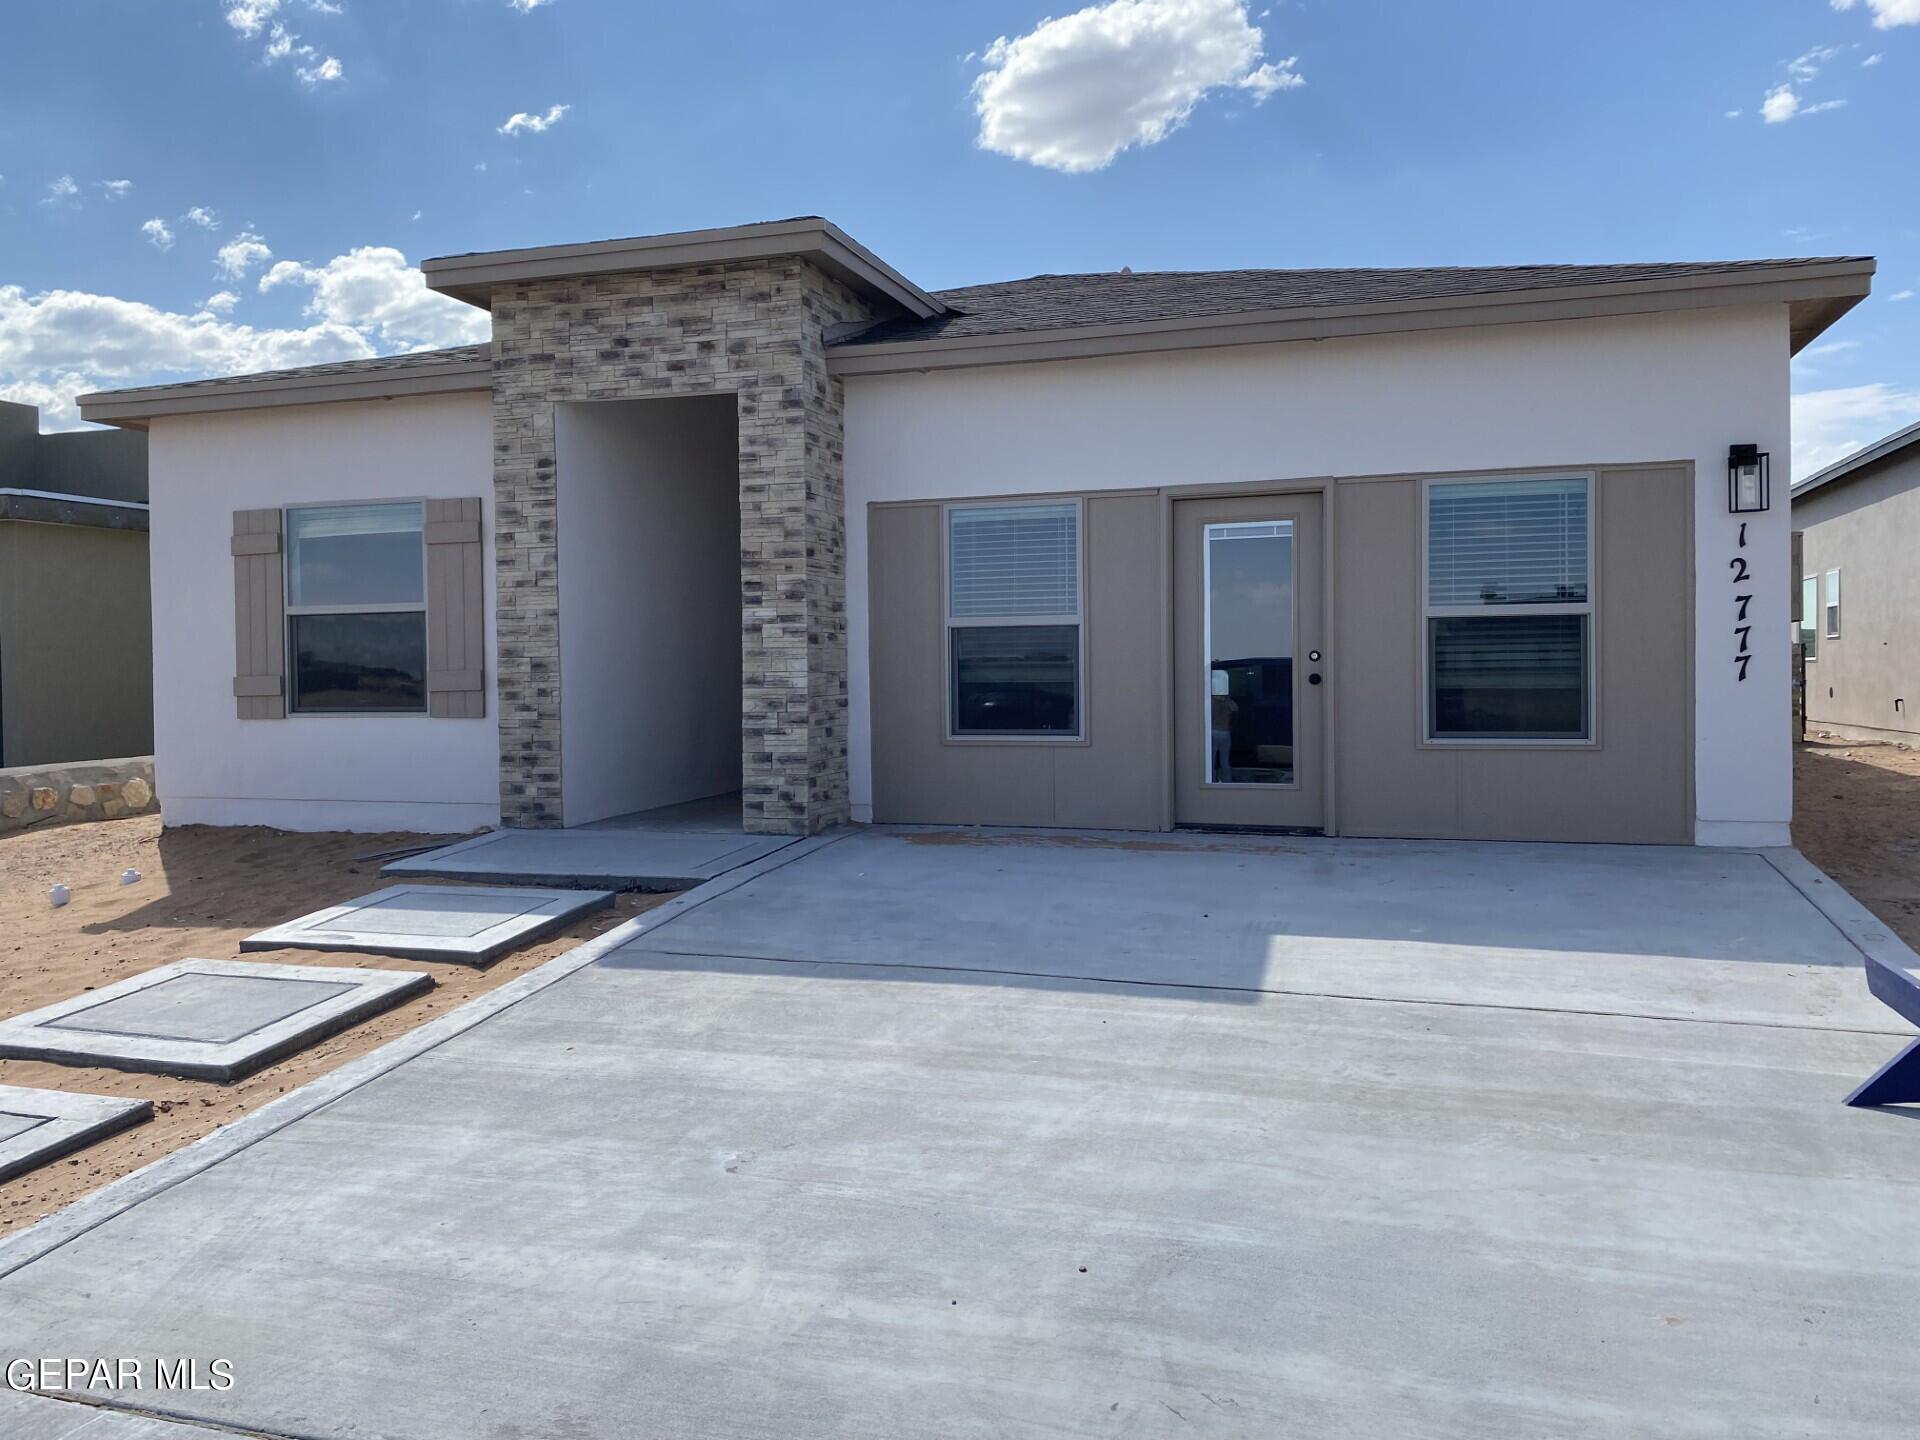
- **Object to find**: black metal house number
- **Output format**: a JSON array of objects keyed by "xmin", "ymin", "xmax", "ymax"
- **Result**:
[{"xmin": 1731, "ymin": 522, "xmax": 1752, "ymax": 681}]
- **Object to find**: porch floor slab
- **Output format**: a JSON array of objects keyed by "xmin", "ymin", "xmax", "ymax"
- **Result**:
[
  {"xmin": 239, "ymin": 884, "xmax": 615, "ymax": 965},
  {"xmin": 0, "ymin": 960, "xmax": 432, "ymax": 1082},
  {"xmin": 381, "ymin": 825, "xmax": 797, "ymax": 891},
  {"xmin": 0, "ymin": 1086, "xmax": 151, "ymax": 1185}
]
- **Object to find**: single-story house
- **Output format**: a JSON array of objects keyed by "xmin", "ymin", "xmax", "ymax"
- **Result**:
[
  {"xmin": 77, "ymin": 218, "xmax": 1873, "ymax": 844},
  {"xmin": 0, "ymin": 400, "xmax": 152, "ymax": 767},
  {"xmin": 1791, "ymin": 418, "xmax": 1920, "ymax": 744}
]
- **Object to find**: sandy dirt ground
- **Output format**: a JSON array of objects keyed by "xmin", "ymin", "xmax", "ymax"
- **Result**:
[
  {"xmin": 0, "ymin": 816, "xmax": 670, "ymax": 1236},
  {"xmin": 1793, "ymin": 737, "xmax": 1920, "ymax": 953}
]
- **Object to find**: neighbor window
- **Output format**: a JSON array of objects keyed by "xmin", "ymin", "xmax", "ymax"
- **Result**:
[
  {"xmin": 1426, "ymin": 475, "xmax": 1592, "ymax": 740},
  {"xmin": 1824, "ymin": 568, "xmax": 1841, "ymax": 639},
  {"xmin": 946, "ymin": 501, "xmax": 1081, "ymax": 737},
  {"xmin": 285, "ymin": 501, "xmax": 427, "ymax": 713},
  {"xmin": 1800, "ymin": 576, "xmax": 1819, "ymax": 661}
]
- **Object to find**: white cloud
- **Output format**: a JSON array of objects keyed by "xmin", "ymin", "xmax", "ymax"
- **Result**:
[
  {"xmin": 41, "ymin": 175, "xmax": 80, "ymax": 205},
  {"xmin": 1762, "ymin": 84, "xmax": 1847, "ymax": 123},
  {"xmin": 1787, "ymin": 44, "xmax": 1842, "ymax": 83},
  {"xmin": 297, "ymin": 54, "xmax": 343, "ymax": 87},
  {"xmin": 230, "ymin": 3, "xmax": 344, "ymax": 89},
  {"xmin": 224, "ymin": 0, "xmax": 281, "ymax": 37},
  {"xmin": 258, "ymin": 246, "xmax": 491, "ymax": 350},
  {"xmin": 202, "ymin": 290, "xmax": 241, "ymax": 314},
  {"xmin": 141, "ymin": 217, "xmax": 176, "ymax": 251},
  {"xmin": 1863, "ymin": 51, "xmax": 1884, "ymax": 64},
  {"xmin": 214, "ymin": 229, "xmax": 274, "ymax": 279},
  {"xmin": 971, "ymin": 0, "xmax": 1303, "ymax": 172},
  {"xmin": 499, "ymin": 102, "xmax": 570, "ymax": 135},
  {"xmin": 1724, "ymin": 108, "xmax": 1743, "ymax": 119},
  {"xmin": 1792, "ymin": 383, "xmax": 1920, "ymax": 478},
  {"xmin": 98, "ymin": 179, "xmax": 133, "ymax": 200},
  {"xmin": 509, "ymin": 0, "xmax": 556, "ymax": 9},
  {"xmin": 184, "ymin": 205, "xmax": 220, "ymax": 230},
  {"xmin": 0, "ymin": 283, "xmax": 375, "ymax": 429},
  {"xmin": 1889, "ymin": 289, "xmax": 1917, "ymax": 302},
  {"xmin": 1832, "ymin": 0, "xmax": 1920, "ymax": 27}
]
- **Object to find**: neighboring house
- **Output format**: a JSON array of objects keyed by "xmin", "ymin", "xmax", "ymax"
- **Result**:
[
  {"xmin": 0, "ymin": 401, "xmax": 152, "ymax": 768},
  {"xmin": 75, "ymin": 219, "xmax": 1873, "ymax": 844},
  {"xmin": 1791, "ymin": 420, "xmax": 1920, "ymax": 743}
]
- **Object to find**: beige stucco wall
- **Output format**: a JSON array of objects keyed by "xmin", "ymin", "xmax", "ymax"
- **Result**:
[
  {"xmin": 1794, "ymin": 446, "xmax": 1920, "ymax": 742},
  {"xmin": 1332, "ymin": 465, "xmax": 1691, "ymax": 843},
  {"xmin": 867, "ymin": 463, "xmax": 1693, "ymax": 843},
  {"xmin": 869, "ymin": 493, "xmax": 1165, "ymax": 829},
  {"xmin": 0, "ymin": 522, "xmax": 153, "ymax": 768}
]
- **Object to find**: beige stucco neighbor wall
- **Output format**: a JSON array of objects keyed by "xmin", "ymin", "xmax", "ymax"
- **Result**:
[
  {"xmin": 1795, "ymin": 446, "xmax": 1920, "ymax": 742},
  {"xmin": 0, "ymin": 522, "xmax": 153, "ymax": 768},
  {"xmin": 489, "ymin": 260, "xmax": 871, "ymax": 833}
]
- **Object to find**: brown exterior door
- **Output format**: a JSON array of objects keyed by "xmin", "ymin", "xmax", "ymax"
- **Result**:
[{"xmin": 1173, "ymin": 493, "xmax": 1324, "ymax": 830}]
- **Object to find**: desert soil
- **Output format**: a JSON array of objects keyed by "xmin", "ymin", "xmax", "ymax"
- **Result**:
[
  {"xmin": 1, "ymin": 815, "xmax": 670, "ymax": 1236},
  {"xmin": 1793, "ymin": 736, "xmax": 1920, "ymax": 952}
]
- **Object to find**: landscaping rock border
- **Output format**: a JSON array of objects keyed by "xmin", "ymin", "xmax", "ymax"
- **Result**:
[{"xmin": 0, "ymin": 757, "xmax": 158, "ymax": 835}]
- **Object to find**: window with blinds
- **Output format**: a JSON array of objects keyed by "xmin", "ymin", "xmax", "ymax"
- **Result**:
[
  {"xmin": 946, "ymin": 501, "xmax": 1082, "ymax": 737},
  {"xmin": 1426, "ymin": 476, "xmax": 1592, "ymax": 740},
  {"xmin": 285, "ymin": 501, "xmax": 428, "ymax": 714}
]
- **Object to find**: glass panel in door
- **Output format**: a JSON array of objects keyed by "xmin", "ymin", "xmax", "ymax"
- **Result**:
[{"xmin": 1203, "ymin": 521, "xmax": 1295, "ymax": 786}]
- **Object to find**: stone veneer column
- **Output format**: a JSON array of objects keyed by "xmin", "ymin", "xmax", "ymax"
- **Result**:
[{"xmin": 489, "ymin": 260, "xmax": 870, "ymax": 834}]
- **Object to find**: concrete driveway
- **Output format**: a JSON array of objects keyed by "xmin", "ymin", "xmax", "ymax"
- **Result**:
[{"xmin": 2, "ymin": 830, "xmax": 1916, "ymax": 1438}]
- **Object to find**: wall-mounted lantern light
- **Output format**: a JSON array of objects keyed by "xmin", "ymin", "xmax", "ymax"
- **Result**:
[{"xmin": 1728, "ymin": 444, "xmax": 1771, "ymax": 513}]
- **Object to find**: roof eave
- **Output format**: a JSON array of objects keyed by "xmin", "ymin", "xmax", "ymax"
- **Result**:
[
  {"xmin": 76, "ymin": 355, "xmax": 493, "ymax": 430},
  {"xmin": 422, "ymin": 218, "xmax": 947, "ymax": 321},
  {"xmin": 1792, "ymin": 417, "xmax": 1920, "ymax": 501},
  {"xmin": 828, "ymin": 259, "xmax": 1878, "ymax": 378}
]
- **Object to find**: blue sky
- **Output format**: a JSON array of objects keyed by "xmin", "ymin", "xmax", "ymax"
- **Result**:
[{"xmin": 1, "ymin": 0, "xmax": 1916, "ymax": 475}]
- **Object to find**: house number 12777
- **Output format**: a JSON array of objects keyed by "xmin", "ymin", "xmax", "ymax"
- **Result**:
[{"xmin": 1731, "ymin": 523, "xmax": 1752, "ymax": 682}]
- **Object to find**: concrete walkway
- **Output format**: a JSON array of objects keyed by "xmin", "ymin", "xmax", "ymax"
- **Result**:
[{"xmin": 1, "ymin": 831, "xmax": 1915, "ymax": 1438}]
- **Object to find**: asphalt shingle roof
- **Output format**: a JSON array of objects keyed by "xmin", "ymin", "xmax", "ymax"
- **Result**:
[
  {"xmin": 87, "ymin": 344, "xmax": 486, "ymax": 398},
  {"xmin": 836, "ymin": 259, "xmax": 1868, "ymax": 348}
]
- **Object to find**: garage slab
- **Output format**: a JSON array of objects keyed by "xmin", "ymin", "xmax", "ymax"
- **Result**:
[
  {"xmin": 382, "ymin": 827, "xmax": 797, "ymax": 891},
  {"xmin": 0, "ymin": 1086, "xmax": 150, "ymax": 1185},
  {"xmin": 0, "ymin": 960, "xmax": 431, "ymax": 1082},
  {"xmin": 240, "ymin": 884, "xmax": 615, "ymax": 965}
]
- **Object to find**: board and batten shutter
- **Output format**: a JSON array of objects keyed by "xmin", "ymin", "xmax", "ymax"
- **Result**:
[
  {"xmin": 424, "ymin": 497, "xmax": 486, "ymax": 718},
  {"xmin": 231, "ymin": 508, "xmax": 287, "ymax": 719}
]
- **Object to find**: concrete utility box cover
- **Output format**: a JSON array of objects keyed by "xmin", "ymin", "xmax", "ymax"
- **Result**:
[
  {"xmin": 241, "ymin": 884, "xmax": 615, "ymax": 965},
  {"xmin": 0, "ymin": 960, "xmax": 430, "ymax": 1082},
  {"xmin": 382, "ymin": 830, "xmax": 796, "ymax": 890},
  {"xmin": 0, "ymin": 1085, "xmax": 151, "ymax": 1184}
]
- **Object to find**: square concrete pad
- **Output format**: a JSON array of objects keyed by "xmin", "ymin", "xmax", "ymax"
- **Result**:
[
  {"xmin": 0, "ymin": 1086, "xmax": 150, "ymax": 1185},
  {"xmin": 0, "ymin": 960, "xmax": 431, "ymax": 1082},
  {"xmin": 382, "ymin": 828, "xmax": 797, "ymax": 890},
  {"xmin": 240, "ymin": 884, "xmax": 614, "ymax": 964}
]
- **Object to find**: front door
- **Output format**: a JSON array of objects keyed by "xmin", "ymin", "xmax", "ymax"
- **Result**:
[{"xmin": 1172, "ymin": 493, "xmax": 1324, "ymax": 830}]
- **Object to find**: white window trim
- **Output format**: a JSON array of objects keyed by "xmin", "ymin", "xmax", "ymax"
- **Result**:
[
  {"xmin": 283, "ymin": 498, "xmax": 430, "ymax": 717},
  {"xmin": 1824, "ymin": 568, "xmax": 1841, "ymax": 640},
  {"xmin": 941, "ymin": 497, "xmax": 1087, "ymax": 743},
  {"xmin": 1201, "ymin": 518, "xmax": 1301, "ymax": 791},
  {"xmin": 1418, "ymin": 471, "xmax": 1599, "ymax": 747}
]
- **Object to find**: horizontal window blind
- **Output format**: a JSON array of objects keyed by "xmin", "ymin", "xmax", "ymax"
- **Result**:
[
  {"xmin": 1431, "ymin": 614, "xmax": 1586, "ymax": 684},
  {"xmin": 289, "ymin": 501, "xmax": 423, "ymax": 541},
  {"xmin": 948, "ymin": 503, "xmax": 1079, "ymax": 619},
  {"xmin": 1428, "ymin": 478, "xmax": 1587, "ymax": 607}
]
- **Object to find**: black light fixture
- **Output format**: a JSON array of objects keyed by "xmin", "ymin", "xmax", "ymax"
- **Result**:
[{"xmin": 1728, "ymin": 443, "xmax": 1771, "ymax": 513}]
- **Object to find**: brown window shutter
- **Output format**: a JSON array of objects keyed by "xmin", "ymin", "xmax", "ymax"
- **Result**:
[
  {"xmin": 424, "ymin": 498, "xmax": 486, "ymax": 718},
  {"xmin": 231, "ymin": 508, "xmax": 286, "ymax": 719}
]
